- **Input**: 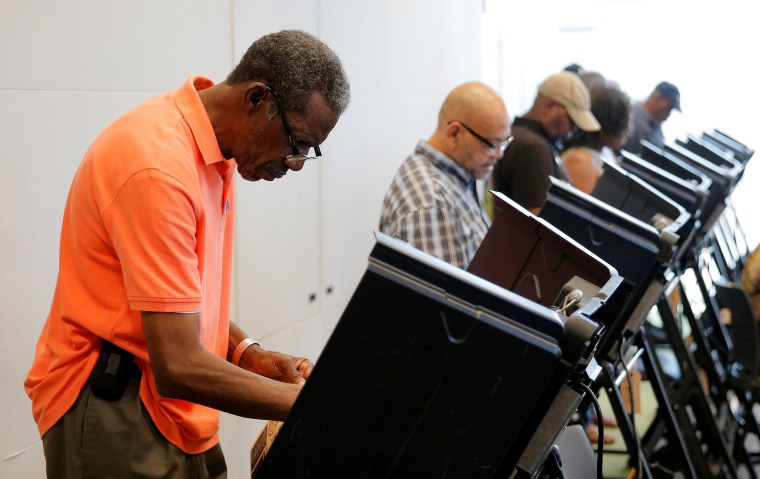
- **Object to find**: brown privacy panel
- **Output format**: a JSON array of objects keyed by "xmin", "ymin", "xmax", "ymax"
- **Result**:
[{"xmin": 468, "ymin": 191, "xmax": 615, "ymax": 308}]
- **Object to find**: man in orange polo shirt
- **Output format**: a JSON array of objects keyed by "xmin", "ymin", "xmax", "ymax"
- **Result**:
[{"xmin": 24, "ymin": 30, "xmax": 350, "ymax": 478}]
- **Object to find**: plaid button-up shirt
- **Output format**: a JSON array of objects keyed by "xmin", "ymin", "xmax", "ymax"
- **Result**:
[{"xmin": 379, "ymin": 140, "xmax": 489, "ymax": 269}]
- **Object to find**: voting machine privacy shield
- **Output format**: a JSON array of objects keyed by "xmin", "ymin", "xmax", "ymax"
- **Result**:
[
  {"xmin": 591, "ymin": 158, "xmax": 692, "ymax": 255},
  {"xmin": 618, "ymin": 150, "xmax": 705, "ymax": 222},
  {"xmin": 702, "ymin": 129, "xmax": 754, "ymax": 165},
  {"xmin": 539, "ymin": 178, "xmax": 661, "ymax": 360},
  {"xmin": 468, "ymin": 191, "xmax": 628, "ymax": 477},
  {"xmin": 254, "ymin": 232, "xmax": 569, "ymax": 478},
  {"xmin": 638, "ymin": 140, "xmax": 721, "ymax": 234}
]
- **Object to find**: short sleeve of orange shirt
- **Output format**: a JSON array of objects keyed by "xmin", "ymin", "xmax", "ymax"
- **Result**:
[{"xmin": 105, "ymin": 157, "xmax": 204, "ymax": 311}]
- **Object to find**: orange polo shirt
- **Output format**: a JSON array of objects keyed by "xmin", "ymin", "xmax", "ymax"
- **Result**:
[{"xmin": 25, "ymin": 76, "xmax": 236, "ymax": 454}]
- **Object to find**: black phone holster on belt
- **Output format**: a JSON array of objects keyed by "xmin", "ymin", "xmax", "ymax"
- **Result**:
[{"xmin": 91, "ymin": 340, "xmax": 139, "ymax": 401}]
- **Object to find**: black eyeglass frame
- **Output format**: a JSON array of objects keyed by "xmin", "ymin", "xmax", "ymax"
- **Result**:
[
  {"xmin": 265, "ymin": 85, "xmax": 322, "ymax": 163},
  {"xmin": 450, "ymin": 120, "xmax": 513, "ymax": 153}
]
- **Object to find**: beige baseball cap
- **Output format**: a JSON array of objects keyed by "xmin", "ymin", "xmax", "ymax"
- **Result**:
[{"xmin": 538, "ymin": 72, "xmax": 601, "ymax": 132}]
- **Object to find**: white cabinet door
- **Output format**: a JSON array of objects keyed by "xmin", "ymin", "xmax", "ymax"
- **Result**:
[{"xmin": 234, "ymin": 168, "xmax": 322, "ymax": 339}]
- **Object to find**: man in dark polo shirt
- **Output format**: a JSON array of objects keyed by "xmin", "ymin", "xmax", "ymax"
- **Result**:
[{"xmin": 491, "ymin": 72, "xmax": 600, "ymax": 214}]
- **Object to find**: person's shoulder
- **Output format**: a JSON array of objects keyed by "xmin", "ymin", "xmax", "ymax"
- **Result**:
[
  {"xmin": 744, "ymin": 246, "xmax": 760, "ymax": 275},
  {"xmin": 629, "ymin": 104, "xmax": 649, "ymax": 124},
  {"xmin": 512, "ymin": 124, "xmax": 543, "ymax": 141},
  {"xmin": 511, "ymin": 124, "xmax": 551, "ymax": 146},
  {"xmin": 395, "ymin": 151, "xmax": 434, "ymax": 180},
  {"xmin": 96, "ymin": 92, "xmax": 186, "ymax": 152},
  {"xmin": 387, "ymin": 153, "xmax": 436, "ymax": 192},
  {"xmin": 562, "ymin": 147, "xmax": 594, "ymax": 165},
  {"xmin": 507, "ymin": 128, "xmax": 553, "ymax": 160},
  {"xmin": 84, "ymin": 96, "xmax": 199, "ymax": 192}
]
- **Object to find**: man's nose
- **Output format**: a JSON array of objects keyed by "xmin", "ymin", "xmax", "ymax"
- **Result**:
[{"xmin": 284, "ymin": 158, "xmax": 305, "ymax": 172}]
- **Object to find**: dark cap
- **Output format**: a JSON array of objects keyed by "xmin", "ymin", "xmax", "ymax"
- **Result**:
[{"xmin": 655, "ymin": 81, "xmax": 681, "ymax": 111}]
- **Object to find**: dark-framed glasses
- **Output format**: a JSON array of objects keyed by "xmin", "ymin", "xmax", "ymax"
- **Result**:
[
  {"xmin": 451, "ymin": 120, "xmax": 513, "ymax": 153},
  {"xmin": 265, "ymin": 85, "xmax": 322, "ymax": 166}
]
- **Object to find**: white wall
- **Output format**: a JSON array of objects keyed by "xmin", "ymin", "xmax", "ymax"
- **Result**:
[{"xmin": 0, "ymin": 1, "xmax": 482, "ymax": 477}]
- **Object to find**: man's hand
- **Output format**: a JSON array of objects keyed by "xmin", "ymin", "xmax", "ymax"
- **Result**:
[{"xmin": 238, "ymin": 346, "xmax": 314, "ymax": 385}]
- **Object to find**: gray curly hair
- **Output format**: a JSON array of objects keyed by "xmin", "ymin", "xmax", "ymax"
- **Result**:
[{"xmin": 227, "ymin": 30, "xmax": 350, "ymax": 117}]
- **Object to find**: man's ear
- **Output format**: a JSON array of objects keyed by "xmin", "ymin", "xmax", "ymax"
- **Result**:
[
  {"xmin": 446, "ymin": 121, "xmax": 460, "ymax": 139},
  {"xmin": 245, "ymin": 82, "xmax": 269, "ymax": 111},
  {"xmin": 445, "ymin": 121, "xmax": 463, "ymax": 150}
]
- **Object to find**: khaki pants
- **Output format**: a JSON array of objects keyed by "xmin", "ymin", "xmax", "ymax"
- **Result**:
[{"xmin": 42, "ymin": 375, "xmax": 226, "ymax": 479}]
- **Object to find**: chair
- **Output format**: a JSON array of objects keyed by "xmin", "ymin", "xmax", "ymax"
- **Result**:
[{"xmin": 555, "ymin": 424, "xmax": 597, "ymax": 479}]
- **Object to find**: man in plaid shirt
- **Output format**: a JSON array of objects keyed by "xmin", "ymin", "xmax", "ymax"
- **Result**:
[{"xmin": 379, "ymin": 82, "xmax": 511, "ymax": 269}]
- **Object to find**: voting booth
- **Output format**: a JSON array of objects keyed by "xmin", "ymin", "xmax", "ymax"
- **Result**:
[{"xmin": 253, "ymin": 192, "xmax": 629, "ymax": 478}]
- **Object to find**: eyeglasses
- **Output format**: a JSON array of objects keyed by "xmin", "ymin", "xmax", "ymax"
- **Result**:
[
  {"xmin": 452, "ymin": 121, "xmax": 513, "ymax": 153},
  {"xmin": 265, "ymin": 85, "xmax": 322, "ymax": 166}
]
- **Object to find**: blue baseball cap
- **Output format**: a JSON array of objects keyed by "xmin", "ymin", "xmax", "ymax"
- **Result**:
[{"xmin": 655, "ymin": 81, "xmax": 681, "ymax": 111}]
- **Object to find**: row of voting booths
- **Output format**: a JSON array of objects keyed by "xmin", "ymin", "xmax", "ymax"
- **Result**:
[{"xmin": 250, "ymin": 130, "xmax": 755, "ymax": 479}]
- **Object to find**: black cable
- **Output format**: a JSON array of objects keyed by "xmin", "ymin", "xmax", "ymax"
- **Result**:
[{"xmin": 573, "ymin": 381, "xmax": 604, "ymax": 479}]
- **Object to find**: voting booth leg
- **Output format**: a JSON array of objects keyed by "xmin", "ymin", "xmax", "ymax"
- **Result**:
[
  {"xmin": 599, "ymin": 356, "xmax": 655, "ymax": 479},
  {"xmin": 654, "ymin": 294, "xmax": 740, "ymax": 478},
  {"xmin": 637, "ymin": 330, "xmax": 707, "ymax": 478}
]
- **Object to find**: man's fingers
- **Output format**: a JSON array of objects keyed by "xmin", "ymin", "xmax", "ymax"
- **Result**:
[
  {"xmin": 293, "ymin": 358, "xmax": 313, "ymax": 380},
  {"xmin": 291, "ymin": 372, "xmax": 306, "ymax": 385},
  {"xmin": 247, "ymin": 348, "xmax": 313, "ymax": 384}
]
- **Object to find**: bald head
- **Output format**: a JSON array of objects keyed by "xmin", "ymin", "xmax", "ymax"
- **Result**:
[
  {"xmin": 437, "ymin": 82, "xmax": 507, "ymax": 130},
  {"xmin": 429, "ymin": 82, "xmax": 510, "ymax": 179}
]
